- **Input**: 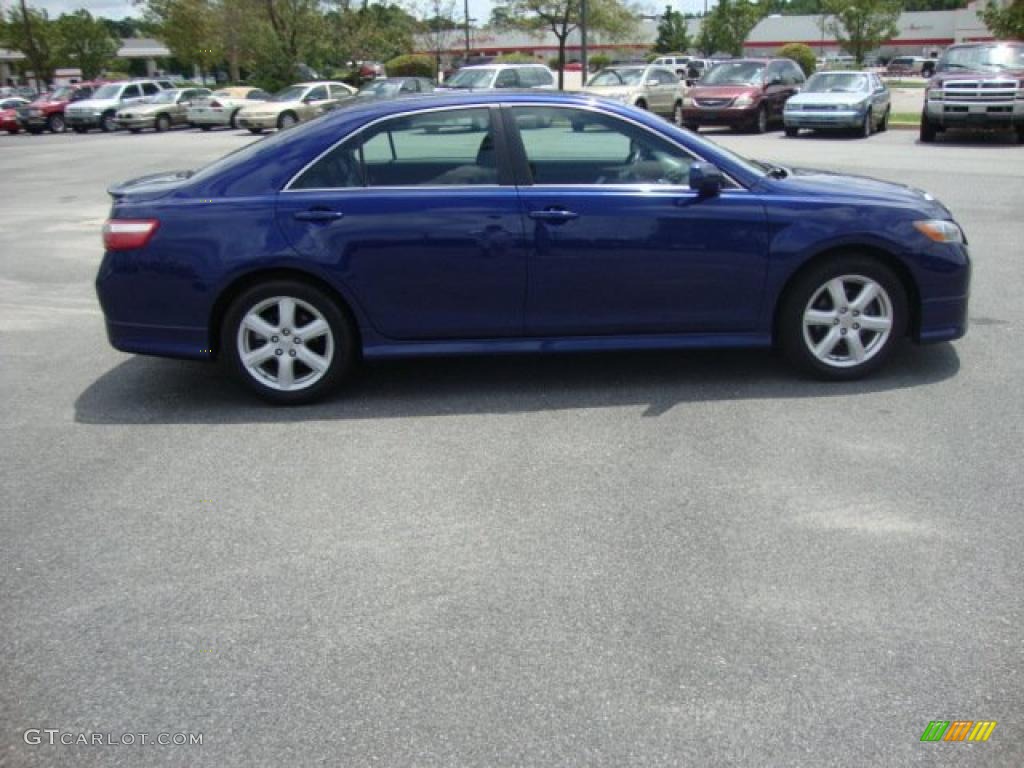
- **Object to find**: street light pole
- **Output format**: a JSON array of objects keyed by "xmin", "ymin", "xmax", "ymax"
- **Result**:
[
  {"xmin": 464, "ymin": 0, "xmax": 471, "ymax": 58},
  {"xmin": 580, "ymin": 0, "xmax": 588, "ymax": 85}
]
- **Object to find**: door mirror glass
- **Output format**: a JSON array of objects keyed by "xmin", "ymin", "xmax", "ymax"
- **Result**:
[{"xmin": 689, "ymin": 161, "xmax": 723, "ymax": 197}]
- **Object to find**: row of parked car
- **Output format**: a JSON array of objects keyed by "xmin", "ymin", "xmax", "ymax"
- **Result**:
[{"xmin": 4, "ymin": 41, "xmax": 1021, "ymax": 142}]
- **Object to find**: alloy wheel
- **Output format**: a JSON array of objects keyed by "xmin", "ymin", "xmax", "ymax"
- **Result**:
[
  {"xmin": 49, "ymin": 114, "xmax": 65, "ymax": 133},
  {"xmin": 236, "ymin": 296, "xmax": 335, "ymax": 392},
  {"xmin": 801, "ymin": 275, "xmax": 893, "ymax": 369}
]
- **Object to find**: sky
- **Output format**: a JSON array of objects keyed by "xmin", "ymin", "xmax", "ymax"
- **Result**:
[{"xmin": 23, "ymin": 0, "xmax": 717, "ymax": 26}]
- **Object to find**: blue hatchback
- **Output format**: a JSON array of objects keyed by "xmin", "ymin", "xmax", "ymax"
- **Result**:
[{"xmin": 96, "ymin": 92, "xmax": 970, "ymax": 403}]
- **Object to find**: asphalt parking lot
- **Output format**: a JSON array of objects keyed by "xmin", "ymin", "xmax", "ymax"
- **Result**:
[{"xmin": 2, "ymin": 124, "xmax": 1022, "ymax": 767}]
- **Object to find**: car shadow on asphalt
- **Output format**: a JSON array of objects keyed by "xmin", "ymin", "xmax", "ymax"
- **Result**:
[{"xmin": 74, "ymin": 342, "xmax": 960, "ymax": 424}]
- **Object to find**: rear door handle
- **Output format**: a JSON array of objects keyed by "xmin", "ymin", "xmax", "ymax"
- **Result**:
[
  {"xmin": 528, "ymin": 209, "xmax": 579, "ymax": 223},
  {"xmin": 294, "ymin": 209, "xmax": 344, "ymax": 222}
]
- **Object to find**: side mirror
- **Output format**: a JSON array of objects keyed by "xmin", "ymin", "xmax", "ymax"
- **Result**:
[{"xmin": 689, "ymin": 161, "xmax": 723, "ymax": 197}]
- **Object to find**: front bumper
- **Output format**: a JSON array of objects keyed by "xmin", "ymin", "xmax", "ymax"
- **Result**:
[
  {"xmin": 66, "ymin": 113, "xmax": 102, "ymax": 128},
  {"xmin": 925, "ymin": 99, "xmax": 1024, "ymax": 127},
  {"xmin": 115, "ymin": 116, "xmax": 154, "ymax": 130},
  {"xmin": 784, "ymin": 109, "xmax": 864, "ymax": 130},
  {"xmin": 237, "ymin": 115, "xmax": 278, "ymax": 130},
  {"xmin": 681, "ymin": 106, "xmax": 756, "ymax": 127}
]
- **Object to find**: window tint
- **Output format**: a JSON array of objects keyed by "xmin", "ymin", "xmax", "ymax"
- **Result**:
[
  {"xmin": 329, "ymin": 84, "xmax": 351, "ymax": 99},
  {"xmin": 291, "ymin": 108, "xmax": 497, "ymax": 189},
  {"xmin": 141, "ymin": 82, "xmax": 160, "ymax": 96},
  {"xmin": 306, "ymin": 86, "xmax": 328, "ymax": 101},
  {"xmin": 122, "ymin": 85, "xmax": 141, "ymax": 99},
  {"xmin": 511, "ymin": 106, "xmax": 694, "ymax": 186},
  {"xmin": 494, "ymin": 69, "xmax": 519, "ymax": 88}
]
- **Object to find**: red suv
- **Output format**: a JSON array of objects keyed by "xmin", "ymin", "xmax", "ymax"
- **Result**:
[
  {"xmin": 681, "ymin": 58, "xmax": 805, "ymax": 133},
  {"xmin": 16, "ymin": 81, "xmax": 103, "ymax": 134}
]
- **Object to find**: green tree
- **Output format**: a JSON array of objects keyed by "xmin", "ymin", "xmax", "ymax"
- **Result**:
[
  {"xmin": 492, "ymin": 0, "xmax": 637, "ymax": 89},
  {"xmin": 654, "ymin": 5, "xmax": 690, "ymax": 53},
  {"xmin": 777, "ymin": 42, "xmax": 816, "ymax": 75},
  {"xmin": 55, "ymin": 10, "xmax": 119, "ymax": 80},
  {"xmin": 2, "ymin": 1, "xmax": 59, "ymax": 87},
  {"xmin": 702, "ymin": 0, "xmax": 764, "ymax": 57},
  {"xmin": 822, "ymin": 0, "xmax": 901, "ymax": 65},
  {"xmin": 981, "ymin": 0, "xmax": 1024, "ymax": 39}
]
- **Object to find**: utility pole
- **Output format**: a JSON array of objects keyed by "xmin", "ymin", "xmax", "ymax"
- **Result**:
[
  {"xmin": 580, "ymin": 0, "xmax": 588, "ymax": 86},
  {"xmin": 464, "ymin": 0, "xmax": 471, "ymax": 58}
]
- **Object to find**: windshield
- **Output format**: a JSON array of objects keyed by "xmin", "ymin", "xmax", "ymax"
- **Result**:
[
  {"xmin": 587, "ymin": 68, "xmax": 645, "ymax": 87},
  {"xmin": 702, "ymin": 62, "xmax": 765, "ymax": 86},
  {"xmin": 270, "ymin": 86, "xmax": 307, "ymax": 102},
  {"xmin": 358, "ymin": 81, "xmax": 401, "ymax": 97},
  {"xmin": 92, "ymin": 84, "xmax": 121, "ymax": 100},
  {"xmin": 148, "ymin": 90, "xmax": 179, "ymax": 104},
  {"xmin": 446, "ymin": 69, "xmax": 495, "ymax": 88},
  {"xmin": 938, "ymin": 43, "xmax": 1024, "ymax": 72},
  {"xmin": 804, "ymin": 73, "xmax": 868, "ymax": 93},
  {"xmin": 42, "ymin": 86, "xmax": 73, "ymax": 101}
]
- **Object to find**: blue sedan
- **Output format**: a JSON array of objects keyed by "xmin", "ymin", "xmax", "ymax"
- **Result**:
[{"xmin": 96, "ymin": 92, "xmax": 970, "ymax": 403}]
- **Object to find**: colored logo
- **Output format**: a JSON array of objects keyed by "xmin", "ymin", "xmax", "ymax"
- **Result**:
[{"xmin": 920, "ymin": 720, "xmax": 997, "ymax": 742}]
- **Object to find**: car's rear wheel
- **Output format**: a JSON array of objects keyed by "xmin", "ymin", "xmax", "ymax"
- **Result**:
[
  {"xmin": 277, "ymin": 112, "xmax": 297, "ymax": 130},
  {"xmin": 100, "ymin": 112, "xmax": 116, "ymax": 132},
  {"xmin": 223, "ymin": 281, "xmax": 357, "ymax": 404},
  {"xmin": 878, "ymin": 107, "xmax": 889, "ymax": 132},
  {"xmin": 779, "ymin": 257, "xmax": 907, "ymax": 380},
  {"xmin": 155, "ymin": 114, "xmax": 171, "ymax": 132},
  {"xmin": 47, "ymin": 114, "xmax": 65, "ymax": 133},
  {"xmin": 920, "ymin": 112, "xmax": 936, "ymax": 143}
]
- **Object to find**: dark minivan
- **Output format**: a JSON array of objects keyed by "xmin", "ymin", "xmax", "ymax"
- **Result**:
[{"xmin": 682, "ymin": 58, "xmax": 806, "ymax": 133}]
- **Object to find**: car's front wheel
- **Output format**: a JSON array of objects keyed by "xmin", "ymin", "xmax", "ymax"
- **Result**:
[
  {"xmin": 100, "ymin": 112, "xmax": 116, "ymax": 132},
  {"xmin": 222, "ymin": 280, "xmax": 357, "ymax": 404},
  {"xmin": 47, "ymin": 114, "xmax": 65, "ymax": 133},
  {"xmin": 779, "ymin": 257, "xmax": 907, "ymax": 380},
  {"xmin": 277, "ymin": 112, "xmax": 297, "ymax": 131},
  {"xmin": 155, "ymin": 114, "xmax": 171, "ymax": 132}
]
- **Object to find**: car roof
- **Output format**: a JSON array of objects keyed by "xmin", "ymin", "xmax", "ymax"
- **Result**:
[
  {"xmin": 460, "ymin": 63, "xmax": 549, "ymax": 70},
  {"xmin": 294, "ymin": 81, "xmax": 347, "ymax": 87}
]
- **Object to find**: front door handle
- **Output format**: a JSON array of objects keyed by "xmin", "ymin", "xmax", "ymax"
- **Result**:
[
  {"xmin": 528, "ymin": 209, "xmax": 579, "ymax": 223},
  {"xmin": 294, "ymin": 209, "xmax": 344, "ymax": 222}
]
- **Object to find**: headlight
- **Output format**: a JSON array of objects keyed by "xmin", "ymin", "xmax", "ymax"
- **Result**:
[
  {"xmin": 914, "ymin": 220, "xmax": 964, "ymax": 244},
  {"xmin": 733, "ymin": 94, "xmax": 754, "ymax": 108}
]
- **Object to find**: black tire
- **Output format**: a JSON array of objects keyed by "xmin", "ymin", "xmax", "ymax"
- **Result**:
[
  {"xmin": 784, "ymin": 126, "xmax": 799, "ymax": 137},
  {"xmin": 752, "ymin": 105, "xmax": 767, "ymax": 134},
  {"xmin": 635, "ymin": 99, "xmax": 648, "ymax": 111},
  {"xmin": 778, "ymin": 255, "xmax": 908, "ymax": 381},
  {"xmin": 920, "ymin": 113, "xmax": 936, "ymax": 143},
  {"xmin": 229, "ymin": 109, "xmax": 240, "ymax": 129},
  {"xmin": 72, "ymin": 125, "xmax": 88, "ymax": 134},
  {"xmin": 47, "ymin": 113, "xmax": 65, "ymax": 133},
  {"xmin": 100, "ymin": 112, "xmax": 116, "ymax": 132},
  {"xmin": 222, "ymin": 280, "xmax": 357, "ymax": 404},
  {"xmin": 277, "ymin": 111, "xmax": 297, "ymax": 131},
  {"xmin": 155, "ymin": 114, "xmax": 171, "ymax": 132},
  {"xmin": 199, "ymin": 124, "xmax": 212, "ymax": 131},
  {"xmin": 877, "ymin": 107, "xmax": 889, "ymax": 132},
  {"xmin": 860, "ymin": 109, "xmax": 873, "ymax": 138}
]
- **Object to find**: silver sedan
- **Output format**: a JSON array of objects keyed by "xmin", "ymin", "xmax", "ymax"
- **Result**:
[{"xmin": 783, "ymin": 71, "xmax": 891, "ymax": 138}]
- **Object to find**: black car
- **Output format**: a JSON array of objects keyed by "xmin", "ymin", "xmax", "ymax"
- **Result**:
[{"xmin": 355, "ymin": 77, "xmax": 435, "ymax": 101}]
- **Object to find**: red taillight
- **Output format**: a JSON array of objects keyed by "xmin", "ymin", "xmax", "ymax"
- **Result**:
[
  {"xmin": 209, "ymin": 100, "xmax": 221, "ymax": 108},
  {"xmin": 103, "ymin": 219, "xmax": 160, "ymax": 251}
]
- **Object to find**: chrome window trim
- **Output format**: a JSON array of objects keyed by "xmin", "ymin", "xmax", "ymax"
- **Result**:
[{"xmin": 282, "ymin": 100, "xmax": 746, "ymax": 193}]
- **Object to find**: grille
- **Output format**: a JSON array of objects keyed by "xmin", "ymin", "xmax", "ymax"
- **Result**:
[
  {"xmin": 695, "ymin": 97, "xmax": 732, "ymax": 108},
  {"xmin": 940, "ymin": 79, "xmax": 1018, "ymax": 103}
]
